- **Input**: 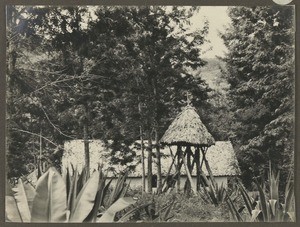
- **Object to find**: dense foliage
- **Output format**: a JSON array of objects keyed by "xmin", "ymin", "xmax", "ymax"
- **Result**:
[
  {"xmin": 6, "ymin": 5, "xmax": 295, "ymax": 223},
  {"xmin": 220, "ymin": 6, "xmax": 295, "ymax": 189},
  {"xmin": 6, "ymin": 6, "xmax": 211, "ymax": 184},
  {"xmin": 6, "ymin": 5, "xmax": 295, "ymax": 200}
]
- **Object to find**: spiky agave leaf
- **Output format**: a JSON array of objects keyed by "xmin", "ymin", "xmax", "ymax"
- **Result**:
[
  {"xmin": 238, "ymin": 181, "xmax": 254, "ymax": 216},
  {"xmin": 117, "ymin": 202, "xmax": 153, "ymax": 222},
  {"xmin": 11, "ymin": 179, "xmax": 31, "ymax": 222},
  {"xmin": 97, "ymin": 197, "xmax": 136, "ymax": 222},
  {"xmin": 107, "ymin": 171, "xmax": 128, "ymax": 207},
  {"xmin": 268, "ymin": 162, "xmax": 279, "ymax": 201},
  {"xmin": 84, "ymin": 169, "xmax": 107, "ymax": 222},
  {"xmin": 255, "ymin": 179, "xmax": 269, "ymax": 221},
  {"xmin": 69, "ymin": 171, "xmax": 100, "ymax": 222},
  {"xmin": 268, "ymin": 199, "xmax": 278, "ymax": 220},
  {"xmin": 6, "ymin": 196, "xmax": 22, "ymax": 222},
  {"xmin": 225, "ymin": 192, "xmax": 243, "ymax": 222},
  {"xmin": 31, "ymin": 167, "xmax": 67, "ymax": 222},
  {"xmin": 284, "ymin": 172, "xmax": 294, "ymax": 214}
]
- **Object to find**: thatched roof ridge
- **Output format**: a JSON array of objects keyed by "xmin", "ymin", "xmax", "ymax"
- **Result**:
[{"xmin": 160, "ymin": 105, "xmax": 215, "ymax": 146}]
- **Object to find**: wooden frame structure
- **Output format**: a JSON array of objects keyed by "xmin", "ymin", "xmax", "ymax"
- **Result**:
[{"xmin": 160, "ymin": 104, "xmax": 216, "ymax": 193}]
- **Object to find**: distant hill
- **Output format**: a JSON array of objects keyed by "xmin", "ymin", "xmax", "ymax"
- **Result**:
[{"xmin": 191, "ymin": 58, "xmax": 229, "ymax": 93}]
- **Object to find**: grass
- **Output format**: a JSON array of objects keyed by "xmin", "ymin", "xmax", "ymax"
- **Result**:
[
  {"xmin": 172, "ymin": 194, "xmax": 230, "ymax": 222},
  {"xmin": 7, "ymin": 163, "xmax": 294, "ymax": 222},
  {"xmin": 125, "ymin": 188, "xmax": 232, "ymax": 222}
]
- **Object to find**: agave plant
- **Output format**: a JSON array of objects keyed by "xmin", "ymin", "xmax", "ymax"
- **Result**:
[
  {"xmin": 251, "ymin": 169, "xmax": 295, "ymax": 222},
  {"xmin": 117, "ymin": 195, "xmax": 176, "ymax": 222},
  {"xmin": 6, "ymin": 167, "xmax": 135, "ymax": 222},
  {"xmin": 226, "ymin": 163, "xmax": 295, "ymax": 222},
  {"xmin": 225, "ymin": 181, "xmax": 256, "ymax": 222},
  {"xmin": 199, "ymin": 182, "xmax": 227, "ymax": 206}
]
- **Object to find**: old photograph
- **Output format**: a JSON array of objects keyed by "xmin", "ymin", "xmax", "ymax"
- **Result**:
[{"xmin": 5, "ymin": 4, "xmax": 295, "ymax": 222}]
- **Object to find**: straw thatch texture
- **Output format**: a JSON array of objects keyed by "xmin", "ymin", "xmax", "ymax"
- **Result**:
[
  {"xmin": 132, "ymin": 141, "xmax": 240, "ymax": 177},
  {"xmin": 160, "ymin": 106, "xmax": 215, "ymax": 146},
  {"xmin": 62, "ymin": 140, "xmax": 240, "ymax": 177},
  {"xmin": 62, "ymin": 140, "xmax": 139, "ymax": 177}
]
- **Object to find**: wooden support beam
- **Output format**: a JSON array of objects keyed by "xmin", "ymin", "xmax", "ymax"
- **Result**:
[
  {"xmin": 195, "ymin": 146, "xmax": 201, "ymax": 191},
  {"xmin": 169, "ymin": 147, "xmax": 178, "ymax": 169},
  {"xmin": 191, "ymin": 158, "xmax": 196, "ymax": 170},
  {"xmin": 186, "ymin": 146, "xmax": 193, "ymax": 172},
  {"xmin": 201, "ymin": 147, "xmax": 217, "ymax": 189},
  {"xmin": 176, "ymin": 146, "xmax": 182, "ymax": 193},
  {"xmin": 147, "ymin": 135, "xmax": 153, "ymax": 193},
  {"xmin": 182, "ymin": 150, "xmax": 195, "ymax": 193},
  {"xmin": 161, "ymin": 147, "xmax": 178, "ymax": 191},
  {"xmin": 163, "ymin": 147, "xmax": 187, "ymax": 192},
  {"xmin": 200, "ymin": 150, "xmax": 205, "ymax": 170},
  {"xmin": 184, "ymin": 146, "xmax": 193, "ymax": 193}
]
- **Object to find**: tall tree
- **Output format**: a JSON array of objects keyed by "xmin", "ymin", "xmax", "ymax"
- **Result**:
[
  {"xmin": 221, "ymin": 6, "xmax": 295, "ymax": 189},
  {"xmin": 126, "ymin": 6, "xmax": 210, "ymax": 193},
  {"xmin": 6, "ymin": 6, "xmax": 211, "ymax": 189},
  {"xmin": 6, "ymin": 6, "xmax": 63, "ymax": 177}
]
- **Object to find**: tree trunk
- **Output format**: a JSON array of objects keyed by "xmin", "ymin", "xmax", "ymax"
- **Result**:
[
  {"xmin": 140, "ymin": 125, "xmax": 146, "ymax": 192},
  {"xmin": 154, "ymin": 127, "xmax": 162, "ymax": 194},
  {"xmin": 7, "ymin": 6, "xmax": 16, "ymax": 76},
  {"xmin": 138, "ymin": 98, "xmax": 146, "ymax": 192},
  {"xmin": 83, "ymin": 104, "xmax": 90, "ymax": 178},
  {"xmin": 151, "ymin": 74, "xmax": 162, "ymax": 194},
  {"xmin": 6, "ymin": 6, "xmax": 16, "ymax": 166},
  {"xmin": 38, "ymin": 128, "xmax": 43, "ymax": 178},
  {"xmin": 83, "ymin": 122, "xmax": 89, "ymax": 177},
  {"xmin": 147, "ymin": 131, "xmax": 153, "ymax": 193}
]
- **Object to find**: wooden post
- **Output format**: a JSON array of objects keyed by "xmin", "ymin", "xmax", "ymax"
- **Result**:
[
  {"xmin": 140, "ymin": 136, "xmax": 146, "ymax": 192},
  {"xmin": 195, "ymin": 146, "xmax": 201, "ymax": 191},
  {"xmin": 164, "ymin": 148, "xmax": 186, "ymax": 192},
  {"xmin": 38, "ymin": 128, "xmax": 43, "ymax": 178},
  {"xmin": 154, "ymin": 129, "xmax": 162, "ymax": 194},
  {"xmin": 83, "ymin": 103, "xmax": 90, "ymax": 179},
  {"xmin": 182, "ymin": 150, "xmax": 195, "ymax": 193},
  {"xmin": 161, "ymin": 147, "xmax": 177, "ymax": 191},
  {"xmin": 137, "ymin": 95, "xmax": 146, "ymax": 192},
  {"xmin": 185, "ymin": 146, "xmax": 193, "ymax": 192},
  {"xmin": 201, "ymin": 147, "xmax": 217, "ymax": 189},
  {"xmin": 176, "ymin": 146, "xmax": 182, "ymax": 193},
  {"xmin": 138, "ymin": 114, "xmax": 146, "ymax": 192},
  {"xmin": 197, "ymin": 147, "xmax": 210, "ymax": 188},
  {"xmin": 186, "ymin": 146, "xmax": 192, "ymax": 172},
  {"xmin": 147, "ymin": 135, "xmax": 153, "ymax": 193}
]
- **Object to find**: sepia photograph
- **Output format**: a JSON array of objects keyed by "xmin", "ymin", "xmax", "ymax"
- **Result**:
[{"xmin": 5, "ymin": 3, "xmax": 295, "ymax": 223}]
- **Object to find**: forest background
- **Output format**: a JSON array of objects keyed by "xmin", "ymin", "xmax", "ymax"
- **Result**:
[{"xmin": 6, "ymin": 5, "xmax": 294, "ymax": 194}]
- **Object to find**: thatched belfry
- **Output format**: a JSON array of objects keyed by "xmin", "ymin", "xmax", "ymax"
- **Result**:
[{"xmin": 160, "ymin": 102, "xmax": 215, "ymax": 193}]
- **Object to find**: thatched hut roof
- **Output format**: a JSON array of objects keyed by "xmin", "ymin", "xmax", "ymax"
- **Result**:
[
  {"xmin": 62, "ymin": 140, "xmax": 240, "ymax": 177},
  {"xmin": 160, "ymin": 105, "xmax": 215, "ymax": 147}
]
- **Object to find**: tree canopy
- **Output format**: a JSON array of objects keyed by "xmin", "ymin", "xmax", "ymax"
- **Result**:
[
  {"xmin": 6, "ymin": 5, "xmax": 295, "ymax": 196},
  {"xmin": 6, "ymin": 6, "xmax": 211, "ymax": 180},
  {"xmin": 221, "ymin": 6, "xmax": 295, "ymax": 188}
]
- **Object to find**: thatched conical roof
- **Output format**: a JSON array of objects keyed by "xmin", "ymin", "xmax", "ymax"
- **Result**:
[{"xmin": 160, "ymin": 105, "xmax": 215, "ymax": 147}]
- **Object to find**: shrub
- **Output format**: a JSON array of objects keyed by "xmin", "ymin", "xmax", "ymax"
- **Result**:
[
  {"xmin": 6, "ymin": 166, "xmax": 176, "ymax": 223},
  {"xmin": 172, "ymin": 193, "xmax": 231, "ymax": 222},
  {"xmin": 199, "ymin": 183, "xmax": 227, "ymax": 206},
  {"xmin": 226, "ymin": 163, "xmax": 295, "ymax": 222},
  {"xmin": 117, "ymin": 191, "xmax": 176, "ymax": 222},
  {"xmin": 6, "ymin": 167, "xmax": 135, "ymax": 222}
]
